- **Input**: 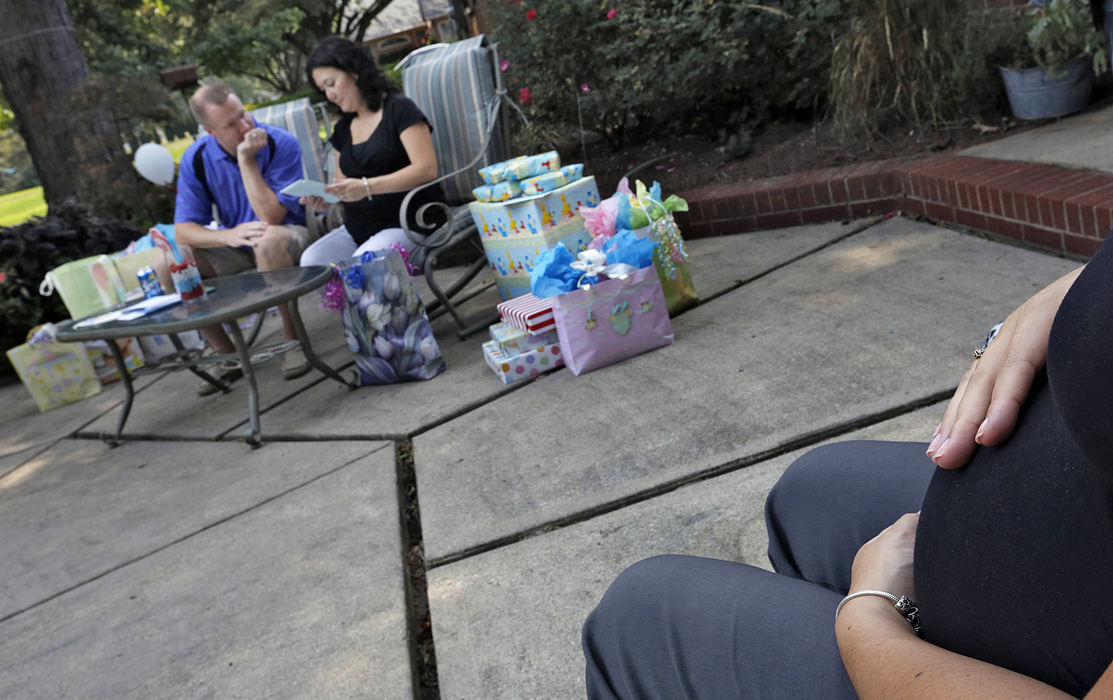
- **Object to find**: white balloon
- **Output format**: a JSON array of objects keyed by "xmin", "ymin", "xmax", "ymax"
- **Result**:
[{"xmin": 134, "ymin": 142, "xmax": 176, "ymax": 186}]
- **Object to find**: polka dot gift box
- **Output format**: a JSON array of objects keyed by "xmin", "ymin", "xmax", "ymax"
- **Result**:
[{"xmin": 482, "ymin": 339, "xmax": 563, "ymax": 384}]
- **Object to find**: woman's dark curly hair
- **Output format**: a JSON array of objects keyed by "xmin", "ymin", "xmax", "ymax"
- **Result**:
[{"xmin": 306, "ymin": 36, "xmax": 397, "ymax": 112}]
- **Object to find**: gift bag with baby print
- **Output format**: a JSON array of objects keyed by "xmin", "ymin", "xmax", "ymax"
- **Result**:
[
  {"xmin": 6, "ymin": 330, "xmax": 102, "ymax": 412},
  {"xmin": 551, "ymin": 265, "xmax": 674, "ymax": 376},
  {"xmin": 329, "ymin": 249, "xmax": 446, "ymax": 385}
]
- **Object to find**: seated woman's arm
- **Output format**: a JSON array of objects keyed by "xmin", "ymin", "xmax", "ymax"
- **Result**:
[
  {"xmin": 836, "ymin": 514, "xmax": 1112, "ymax": 699},
  {"xmin": 323, "ymin": 122, "xmax": 438, "ymax": 203}
]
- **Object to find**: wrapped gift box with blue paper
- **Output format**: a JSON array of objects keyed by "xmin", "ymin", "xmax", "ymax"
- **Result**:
[
  {"xmin": 480, "ymin": 215, "xmax": 594, "ymax": 300},
  {"xmin": 470, "ymin": 175, "xmax": 599, "ymax": 239},
  {"xmin": 468, "ymin": 151, "xmax": 600, "ymax": 300}
]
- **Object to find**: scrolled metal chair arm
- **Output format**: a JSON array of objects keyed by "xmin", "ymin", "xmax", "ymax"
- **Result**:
[{"xmin": 399, "ymin": 89, "xmax": 526, "ymax": 251}]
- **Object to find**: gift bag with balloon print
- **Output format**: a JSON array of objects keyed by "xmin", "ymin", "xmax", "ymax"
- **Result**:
[{"xmin": 328, "ymin": 249, "xmax": 446, "ymax": 385}]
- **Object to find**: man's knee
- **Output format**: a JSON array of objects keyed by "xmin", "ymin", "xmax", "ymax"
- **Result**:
[{"xmin": 254, "ymin": 225, "xmax": 297, "ymax": 268}]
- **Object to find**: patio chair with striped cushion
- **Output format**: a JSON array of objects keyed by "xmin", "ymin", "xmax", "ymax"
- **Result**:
[
  {"xmin": 398, "ymin": 34, "xmax": 520, "ymax": 337},
  {"xmin": 249, "ymin": 97, "xmax": 334, "ymax": 239}
]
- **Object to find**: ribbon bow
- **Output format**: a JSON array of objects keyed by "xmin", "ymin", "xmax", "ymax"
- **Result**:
[{"xmin": 569, "ymin": 250, "xmax": 636, "ymax": 289}]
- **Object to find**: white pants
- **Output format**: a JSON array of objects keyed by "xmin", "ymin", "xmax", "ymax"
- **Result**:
[{"xmin": 299, "ymin": 225, "xmax": 419, "ymax": 266}]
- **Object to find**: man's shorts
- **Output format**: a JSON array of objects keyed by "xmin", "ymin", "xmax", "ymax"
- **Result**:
[{"xmin": 192, "ymin": 224, "xmax": 312, "ymax": 278}]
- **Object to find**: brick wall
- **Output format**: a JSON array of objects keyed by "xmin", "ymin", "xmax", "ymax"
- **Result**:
[{"xmin": 674, "ymin": 155, "xmax": 1112, "ymax": 257}]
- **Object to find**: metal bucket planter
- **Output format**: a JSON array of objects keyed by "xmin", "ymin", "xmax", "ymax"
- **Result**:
[{"xmin": 999, "ymin": 56, "xmax": 1094, "ymax": 120}]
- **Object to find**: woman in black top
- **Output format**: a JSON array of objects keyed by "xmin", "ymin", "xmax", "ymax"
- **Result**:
[
  {"xmin": 299, "ymin": 37, "xmax": 447, "ymax": 267},
  {"xmin": 582, "ymin": 236, "xmax": 1113, "ymax": 698}
]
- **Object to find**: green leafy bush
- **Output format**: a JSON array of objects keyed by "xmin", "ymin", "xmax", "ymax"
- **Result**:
[
  {"xmin": 490, "ymin": 0, "xmax": 845, "ymax": 148},
  {"xmin": 1006, "ymin": 0, "xmax": 1107, "ymax": 74},
  {"xmin": 0, "ymin": 203, "xmax": 142, "ymax": 373}
]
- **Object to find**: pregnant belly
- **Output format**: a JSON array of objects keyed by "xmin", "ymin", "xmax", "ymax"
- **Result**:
[{"xmin": 914, "ymin": 371, "xmax": 1113, "ymax": 696}]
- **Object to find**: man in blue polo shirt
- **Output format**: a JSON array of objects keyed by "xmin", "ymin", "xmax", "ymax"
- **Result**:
[{"xmin": 175, "ymin": 83, "xmax": 314, "ymax": 394}]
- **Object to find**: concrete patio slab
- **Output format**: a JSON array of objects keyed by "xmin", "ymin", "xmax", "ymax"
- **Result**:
[
  {"xmin": 685, "ymin": 218, "xmax": 868, "ymax": 298},
  {"xmin": 961, "ymin": 102, "xmax": 1113, "ymax": 175},
  {"xmin": 0, "ymin": 445, "xmax": 409, "ymax": 699},
  {"xmin": 1, "ymin": 369, "xmax": 165, "ymax": 470},
  {"xmin": 0, "ymin": 444, "xmax": 50, "ymax": 482},
  {"xmin": 413, "ymin": 218, "xmax": 1079, "ymax": 562},
  {"xmin": 427, "ymin": 406, "xmax": 940, "ymax": 700},
  {"xmin": 0, "ymin": 439, "xmax": 389, "ymax": 619}
]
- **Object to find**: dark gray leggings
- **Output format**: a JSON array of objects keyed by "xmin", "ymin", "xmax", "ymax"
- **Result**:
[{"xmin": 582, "ymin": 441, "xmax": 936, "ymax": 699}]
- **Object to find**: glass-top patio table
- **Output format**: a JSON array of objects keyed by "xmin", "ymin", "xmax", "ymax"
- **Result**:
[{"xmin": 55, "ymin": 266, "xmax": 356, "ymax": 447}]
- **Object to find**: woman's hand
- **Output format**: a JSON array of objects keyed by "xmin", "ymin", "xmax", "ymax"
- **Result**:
[
  {"xmin": 838, "ymin": 510, "xmax": 1085, "ymax": 699},
  {"xmin": 849, "ymin": 512, "xmax": 918, "ymax": 598},
  {"xmin": 927, "ymin": 266, "xmax": 1083, "ymax": 469},
  {"xmin": 324, "ymin": 177, "xmax": 371, "ymax": 203},
  {"xmin": 299, "ymin": 195, "xmax": 331, "ymax": 212}
]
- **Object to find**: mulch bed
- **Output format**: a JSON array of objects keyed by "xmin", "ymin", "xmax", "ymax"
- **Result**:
[{"xmin": 579, "ymin": 117, "xmax": 1049, "ymax": 199}]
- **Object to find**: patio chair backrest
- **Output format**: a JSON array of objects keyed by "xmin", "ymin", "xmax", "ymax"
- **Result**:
[
  {"xmin": 249, "ymin": 98, "xmax": 330, "ymax": 183},
  {"xmin": 400, "ymin": 35, "xmax": 507, "ymax": 205}
]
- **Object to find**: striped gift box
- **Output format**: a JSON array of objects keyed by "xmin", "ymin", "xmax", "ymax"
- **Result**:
[{"xmin": 497, "ymin": 293, "xmax": 555, "ymax": 334}]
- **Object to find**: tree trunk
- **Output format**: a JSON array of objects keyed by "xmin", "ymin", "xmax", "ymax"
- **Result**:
[
  {"xmin": 472, "ymin": 0, "xmax": 494, "ymax": 37},
  {"xmin": 0, "ymin": 0, "xmax": 126, "ymax": 215}
]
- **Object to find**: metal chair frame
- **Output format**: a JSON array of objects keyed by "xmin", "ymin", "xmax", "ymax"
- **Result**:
[{"xmin": 396, "ymin": 40, "xmax": 533, "ymax": 338}]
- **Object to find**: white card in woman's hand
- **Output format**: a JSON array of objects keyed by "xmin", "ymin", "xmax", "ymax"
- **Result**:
[{"xmin": 280, "ymin": 179, "xmax": 340, "ymax": 203}]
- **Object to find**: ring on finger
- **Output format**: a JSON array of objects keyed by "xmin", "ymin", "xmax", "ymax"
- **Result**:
[{"xmin": 973, "ymin": 347, "xmax": 985, "ymax": 359}]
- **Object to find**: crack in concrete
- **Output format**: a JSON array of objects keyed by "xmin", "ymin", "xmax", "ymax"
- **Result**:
[
  {"xmin": 423, "ymin": 389, "xmax": 953, "ymax": 570},
  {"xmin": 396, "ymin": 215, "xmax": 895, "ymax": 696}
]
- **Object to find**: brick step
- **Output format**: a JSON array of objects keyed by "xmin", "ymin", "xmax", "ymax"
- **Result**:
[{"xmin": 674, "ymin": 155, "xmax": 1113, "ymax": 257}]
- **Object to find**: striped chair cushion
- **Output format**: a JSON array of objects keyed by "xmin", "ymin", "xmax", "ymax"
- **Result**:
[
  {"xmin": 250, "ymin": 98, "xmax": 328, "ymax": 183},
  {"xmin": 401, "ymin": 35, "xmax": 507, "ymax": 205}
]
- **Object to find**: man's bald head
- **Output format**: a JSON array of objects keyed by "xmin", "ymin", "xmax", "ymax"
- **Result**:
[{"xmin": 189, "ymin": 83, "xmax": 237, "ymax": 126}]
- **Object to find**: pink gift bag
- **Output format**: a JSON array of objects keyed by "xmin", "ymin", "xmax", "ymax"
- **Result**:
[{"xmin": 551, "ymin": 265, "xmax": 674, "ymax": 375}]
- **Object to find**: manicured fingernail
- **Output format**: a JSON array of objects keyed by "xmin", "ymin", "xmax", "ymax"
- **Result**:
[
  {"xmin": 933, "ymin": 439, "xmax": 950, "ymax": 462},
  {"xmin": 974, "ymin": 419, "xmax": 988, "ymax": 444},
  {"xmin": 926, "ymin": 433, "xmax": 943, "ymax": 457},
  {"xmin": 931, "ymin": 423, "xmax": 941, "ymax": 439}
]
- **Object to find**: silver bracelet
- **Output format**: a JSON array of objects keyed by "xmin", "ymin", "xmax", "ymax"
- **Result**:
[
  {"xmin": 835, "ymin": 590, "xmax": 923, "ymax": 637},
  {"xmin": 361, "ymin": 176, "xmax": 373, "ymax": 200}
]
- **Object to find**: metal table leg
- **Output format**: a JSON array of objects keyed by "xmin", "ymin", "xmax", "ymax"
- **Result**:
[
  {"xmin": 169, "ymin": 333, "xmax": 229, "ymax": 394},
  {"xmin": 287, "ymin": 298, "xmax": 359, "ymax": 389},
  {"xmin": 105, "ymin": 340, "xmax": 133, "ymax": 448},
  {"xmin": 227, "ymin": 323, "xmax": 263, "ymax": 447}
]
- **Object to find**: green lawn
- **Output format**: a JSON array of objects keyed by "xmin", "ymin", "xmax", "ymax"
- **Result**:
[
  {"xmin": 0, "ymin": 136, "xmax": 193, "ymax": 228},
  {"xmin": 0, "ymin": 187, "xmax": 47, "ymax": 227}
]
